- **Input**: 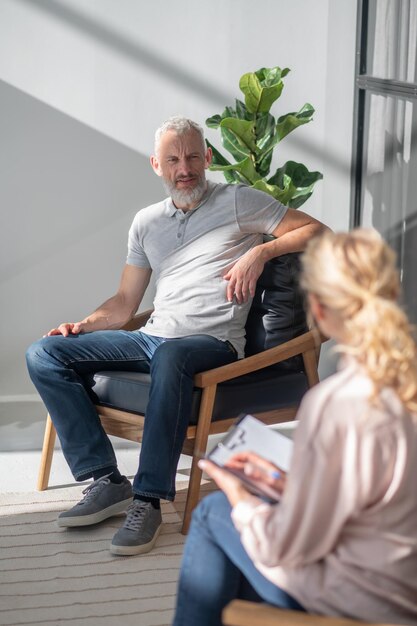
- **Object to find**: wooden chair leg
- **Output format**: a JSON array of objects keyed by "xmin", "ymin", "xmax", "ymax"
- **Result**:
[
  {"xmin": 37, "ymin": 414, "xmax": 57, "ymax": 491},
  {"xmin": 303, "ymin": 348, "xmax": 320, "ymax": 387},
  {"xmin": 181, "ymin": 384, "xmax": 217, "ymax": 535}
]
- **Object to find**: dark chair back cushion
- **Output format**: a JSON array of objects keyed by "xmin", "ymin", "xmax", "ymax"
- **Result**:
[{"xmin": 244, "ymin": 252, "xmax": 307, "ymax": 370}]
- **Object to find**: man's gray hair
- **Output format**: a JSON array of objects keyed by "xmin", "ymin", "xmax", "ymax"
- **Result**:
[{"xmin": 154, "ymin": 116, "xmax": 206, "ymax": 156}]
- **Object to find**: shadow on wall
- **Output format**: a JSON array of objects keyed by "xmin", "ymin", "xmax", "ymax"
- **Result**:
[
  {"xmin": 16, "ymin": 0, "xmax": 349, "ymax": 175},
  {"xmin": 0, "ymin": 79, "xmax": 162, "ymax": 286},
  {"xmin": 0, "ymin": 79, "xmax": 161, "ymax": 451},
  {"xmin": 17, "ymin": 0, "xmax": 230, "ymax": 107}
]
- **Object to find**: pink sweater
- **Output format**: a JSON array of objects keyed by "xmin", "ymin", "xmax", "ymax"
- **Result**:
[{"xmin": 232, "ymin": 359, "xmax": 417, "ymax": 624}]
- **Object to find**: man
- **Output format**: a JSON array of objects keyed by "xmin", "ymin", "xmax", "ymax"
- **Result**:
[{"xmin": 26, "ymin": 116, "xmax": 327, "ymax": 556}]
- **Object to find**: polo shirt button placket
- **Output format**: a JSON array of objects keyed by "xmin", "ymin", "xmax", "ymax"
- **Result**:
[{"xmin": 176, "ymin": 217, "xmax": 184, "ymax": 245}]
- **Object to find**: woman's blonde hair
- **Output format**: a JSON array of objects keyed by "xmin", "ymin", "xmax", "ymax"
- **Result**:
[{"xmin": 300, "ymin": 228, "xmax": 417, "ymax": 413}]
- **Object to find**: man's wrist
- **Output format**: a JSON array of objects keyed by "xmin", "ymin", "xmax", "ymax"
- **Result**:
[{"xmin": 258, "ymin": 239, "xmax": 280, "ymax": 263}]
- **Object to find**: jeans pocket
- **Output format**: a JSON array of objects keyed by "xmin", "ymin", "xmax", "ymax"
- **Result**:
[{"xmin": 225, "ymin": 341, "xmax": 238, "ymax": 358}]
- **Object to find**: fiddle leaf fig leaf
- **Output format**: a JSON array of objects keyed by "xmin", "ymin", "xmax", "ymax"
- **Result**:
[
  {"xmin": 224, "ymin": 105, "xmax": 237, "ymax": 119},
  {"xmin": 256, "ymin": 150, "xmax": 273, "ymax": 178},
  {"xmin": 268, "ymin": 161, "xmax": 323, "ymax": 208},
  {"xmin": 239, "ymin": 66, "xmax": 289, "ymax": 114},
  {"xmin": 287, "ymin": 160, "xmax": 323, "ymax": 187},
  {"xmin": 205, "ymin": 139, "xmax": 230, "ymax": 166},
  {"xmin": 288, "ymin": 191, "xmax": 313, "ymax": 208},
  {"xmin": 206, "ymin": 140, "xmax": 241, "ymax": 183},
  {"xmin": 206, "ymin": 114, "xmax": 222, "ymax": 129},
  {"xmin": 235, "ymin": 98, "xmax": 252, "ymax": 120},
  {"xmin": 220, "ymin": 127, "xmax": 251, "ymax": 162},
  {"xmin": 255, "ymin": 112, "xmax": 275, "ymax": 150},
  {"xmin": 210, "ymin": 156, "xmax": 261, "ymax": 185},
  {"xmin": 220, "ymin": 118, "xmax": 257, "ymax": 153},
  {"xmin": 251, "ymin": 179, "xmax": 293, "ymax": 204},
  {"xmin": 275, "ymin": 103, "xmax": 315, "ymax": 142},
  {"xmin": 206, "ymin": 105, "xmax": 238, "ymax": 129},
  {"xmin": 268, "ymin": 160, "xmax": 323, "ymax": 188},
  {"xmin": 255, "ymin": 66, "xmax": 290, "ymax": 85}
]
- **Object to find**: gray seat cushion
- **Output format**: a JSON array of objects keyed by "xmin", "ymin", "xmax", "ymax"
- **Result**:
[{"xmin": 90, "ymin": 369, "xmax": 309, "ymax": 425}]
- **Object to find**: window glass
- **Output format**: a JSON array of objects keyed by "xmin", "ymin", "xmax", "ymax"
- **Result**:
[
  {"xmin": 361, "ymin": 92, "xmax": 417, "ymax": 321},
  {"xmin": 366, "ymin": 0, "xmax": 417, "ymax": 82}
]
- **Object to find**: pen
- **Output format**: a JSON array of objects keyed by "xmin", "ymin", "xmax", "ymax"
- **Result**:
[{"xmin": 244, "ymin": 463, "xmax": 281, "ymax": 480}]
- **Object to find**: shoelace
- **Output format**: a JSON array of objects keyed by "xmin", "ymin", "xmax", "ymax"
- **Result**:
[
  {"xmin": 79, "ymin": 476, "xmax": 110, "ymax": 506},
  {"xmin": 124, "ymin": 501, "xmax": 150, "ymax": 531}
]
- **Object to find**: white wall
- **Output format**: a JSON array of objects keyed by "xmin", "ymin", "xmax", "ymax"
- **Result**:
[{"xmin": 0, "ymin": 0, "xmax": 357, "ymax": 450}]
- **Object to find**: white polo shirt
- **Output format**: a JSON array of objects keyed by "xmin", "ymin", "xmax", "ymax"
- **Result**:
[{"xmin": 127, "ymin": 181, "xmax": 287, "ymax": 357}]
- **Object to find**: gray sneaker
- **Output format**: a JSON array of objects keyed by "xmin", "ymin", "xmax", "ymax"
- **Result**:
[
  {"xmin": 110, "ymin": 500, "xmax": 162, "ymax": 556},
  {"xmin": 57, "ymin": 476, "xmax": 133, "ymax": 527}
]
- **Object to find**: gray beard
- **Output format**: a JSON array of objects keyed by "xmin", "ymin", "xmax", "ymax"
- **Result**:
[{"xmin": 163, "ymin": 177, "xmax": 206, "ymax": 208}]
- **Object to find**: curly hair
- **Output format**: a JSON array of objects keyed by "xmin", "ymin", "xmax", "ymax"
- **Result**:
[{"xmin": 300, "ymin": 228, "xmax": 417, "ymax": 413}]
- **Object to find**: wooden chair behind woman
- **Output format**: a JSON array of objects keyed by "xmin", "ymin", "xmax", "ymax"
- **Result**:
[{"xmin": 223, "ymin": 601, "xmax": 403, "ymax": 626}]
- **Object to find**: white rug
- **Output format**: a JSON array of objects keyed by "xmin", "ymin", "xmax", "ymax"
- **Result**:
[{"xmin": 0, "ymin": 482, "xmax": 213, "ymax": 626}]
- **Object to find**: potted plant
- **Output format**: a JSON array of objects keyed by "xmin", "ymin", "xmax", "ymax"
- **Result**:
[
  {"xmin": 205, "ymin": 66, "xmax": 322, "ymax": 208},
  {"xmin": 206, "ymin": 66, "xmax": 322, "ymax": 362}
]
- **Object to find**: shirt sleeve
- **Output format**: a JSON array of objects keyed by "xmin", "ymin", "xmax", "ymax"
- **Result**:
[
  {"xmin": 231, "ymin": 389, "xmax": 396, "ymax": 569},
  {"xmin": 234, "ymin": 184, "xmax": 288, "ymax": 235},
  {"xmin": 126, "ymin": 212, "xmax": 151, "ymax": 269}
]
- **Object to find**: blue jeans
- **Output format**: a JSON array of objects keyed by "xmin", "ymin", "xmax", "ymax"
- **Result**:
[
  {"xmin": 173, "ymin": 491, "xmax": 305, "ymax": 626},
  {"xmin": 26, "ymin": 330, "xmax": 237, "ymax": 500}
]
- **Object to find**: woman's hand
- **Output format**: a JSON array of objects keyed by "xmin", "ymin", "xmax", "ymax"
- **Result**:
[
  {"xmin": 198, "ymin": 459, "xmax": 255, "ymax": 507},
  {"xmin": 226, "ymin": 451, "xmax": 287, "ymax": 495}
]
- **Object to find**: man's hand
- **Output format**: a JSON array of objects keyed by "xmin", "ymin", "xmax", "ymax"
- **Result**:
[
  {"xmin": 224, "ymin": 247, "xmax": 266, "ymax": 304},
  {"xmin": 45, "ymin": 322, "xmax": 88, "ymax": 337}
]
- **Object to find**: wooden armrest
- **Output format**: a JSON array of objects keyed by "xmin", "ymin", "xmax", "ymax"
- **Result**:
[
  {"xmin": 194, "ymin": 330, "xmax": 322, "ymax": 387},
  {"xmin": 121, "ymin": 308, "xmax": 153, "ymax": 331},
  {"xmin": 222, "ymin": 601, "xmax": 399, "ymax": 626}
]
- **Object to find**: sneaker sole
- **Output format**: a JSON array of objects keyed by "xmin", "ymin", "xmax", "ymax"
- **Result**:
[
  {"xmin": 109, "ymin": 523, "xmax": 162, "ymax": 556},
  {"xmin": 57, "ymin": 497, "xmax": 133, "ymax": 527}
]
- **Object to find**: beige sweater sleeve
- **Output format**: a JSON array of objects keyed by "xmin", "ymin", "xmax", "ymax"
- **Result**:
[{"xmin": 231, "ymin": 368, "xmax": 398, "ymax": 569}]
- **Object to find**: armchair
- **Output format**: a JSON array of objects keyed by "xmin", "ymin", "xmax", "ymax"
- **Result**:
[{"xmin": 37, "ymin": 253, "xmax": 325, "ymax": 534}]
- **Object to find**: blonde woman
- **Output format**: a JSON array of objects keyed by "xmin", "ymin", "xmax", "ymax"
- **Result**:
[{"xmin": 173, "ymin": 228, "xmax": 417, "ymax": 626}]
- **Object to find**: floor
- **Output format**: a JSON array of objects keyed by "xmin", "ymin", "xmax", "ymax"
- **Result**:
[
  {"xmin": 0, "ymin": 442, "xmax": 194, "ymax": 494},
  {"xmin": 0, "ymin": 422, "xmax": 296, "ymax": 494}
]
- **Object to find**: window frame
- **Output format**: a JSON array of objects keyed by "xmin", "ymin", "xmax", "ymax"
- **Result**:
[{"xmin": 352, "ymin": 0, "xmax": 417, "ymax": 227}]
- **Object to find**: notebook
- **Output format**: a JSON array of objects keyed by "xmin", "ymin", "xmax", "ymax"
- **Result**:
[{"xmin": 206, "ymin": 414, "xmax": 295, "ymax": 503}]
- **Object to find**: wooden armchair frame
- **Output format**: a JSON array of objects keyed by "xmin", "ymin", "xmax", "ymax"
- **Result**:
[
  {"xmin": 37, "ymin": 309, "xmax": 324, "ymax": 534},
  {"xmin": 222, "ymin": 600, "xmax": 401, "ymax": 626}
]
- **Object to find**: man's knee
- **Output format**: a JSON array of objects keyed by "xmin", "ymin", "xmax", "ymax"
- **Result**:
[
  {"xmin": 150, "ymin": 340, "xmax": 190, "ymax": 374},
  {"xmin": 26, "ymin": 338, "xmax": 47, "ymax": 370},
  {"xmin": 26, "ymin": 336, "xmax": 63, "ymax": 372}
]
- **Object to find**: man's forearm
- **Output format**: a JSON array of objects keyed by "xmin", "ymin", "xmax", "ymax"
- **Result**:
[
  {"xmin": 258, "ymin": 221, "xmax": 329, "ymax": 263},
  {"xmin": 79, "ymin": 294, "xmax": 137, "ymax": 332},
  {"xmin": 45, "ymin": 265, "xmax": 151, "ymax": 337},
  {"xmin": 224, "ymin": 211, "xmax": 329, "ymax": 304}
]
